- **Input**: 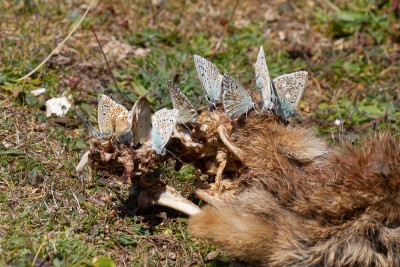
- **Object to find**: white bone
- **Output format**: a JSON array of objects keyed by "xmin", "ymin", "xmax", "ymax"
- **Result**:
[{"xmin": 76, "ymin": 150, "xmax": 90, "ymax": 173}]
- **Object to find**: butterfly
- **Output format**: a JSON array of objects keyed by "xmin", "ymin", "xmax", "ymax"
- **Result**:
[
  {"xmin": 222, "ymin": 73, "xmax": 255, "ymax": 119},
  {"xmin": 272, "ymin": 71, "xmax": 308, "ymax": 118},
  {"xmin": 130, "ymin": 96, "xmax": 152, "ymax": 146},
  {"xmin": 167, "ymin": 81, "xmax": 197, "ymax": 124},
  {"xmin": 255, "ymin": 46, "xmax": 275, "ymax": 110},
  {"xmin": 151, "ymin": 108, "xmax": 179, "ymax": 155},
  {"xmin": 98, "ymin": 94, "xmax": 133, "ymax": 144},
  {"xmin": 194, "ymin": 55, "xmax": 224, "ymax": 105}
]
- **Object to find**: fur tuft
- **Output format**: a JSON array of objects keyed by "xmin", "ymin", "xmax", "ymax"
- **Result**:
[{"xmin": 189, "ymin": 129, "xmax": 400, "ymax": 266}]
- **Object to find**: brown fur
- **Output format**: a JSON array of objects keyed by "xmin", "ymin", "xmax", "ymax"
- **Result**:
[{"xmin": 189, "ymin": 118, "xmax": 400, "ymax": 266}]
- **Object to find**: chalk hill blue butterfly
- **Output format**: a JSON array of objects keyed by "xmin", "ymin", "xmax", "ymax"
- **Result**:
[
  {"xmin": 255, "ymin": 46, "xmax": 275, "ymax": 110},
  {"xmin": 272, "ymin": 71, "xmax": 308, "ymax": 118},
  {"xmin": 194, "ymin": 55, "xmax": 223, "ymax": 105},
  {"xmin": 151, "ymin": 108, "xmax": 179, "ymax": 155},
  {"xmin": 130, "ymin": 97, "xmax": 152, "ymax": 146},
  {"xmin": 98, "ymin": 94, "xmax": 133, "ymax": 144},
  {"xmin": 167, "ymin": 81, "xmax": 197, "ymax": 124},
  {"xmin": 222, "ymin": 73, "xmax": 255, "ymax": 119}
]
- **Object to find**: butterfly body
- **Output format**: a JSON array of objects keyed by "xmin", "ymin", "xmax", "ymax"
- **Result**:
[
  {"xmin": 167, "ymin": 81, "xmax": 197, "ymax": 124},
  {"xmin": 255, "ymin": 46, "xmax": 275, "ymax": 111},
  {"xmin": 222, "ymin": 73, "xmax": 254, "ymax": 119},
  {"xmin": 272, "ymin": 71, "xmax": 308, "ymax": 118},
  {"xmin": 98, "ymin": 94, "xmax": 133, "ymax": 144},
  {"xmin": 194, "ymin": 55, "xmax": 223, "ymax": 105},
  {"xmin": 151, "ymin": 108, "xmax": 179, "ymax": 155}
]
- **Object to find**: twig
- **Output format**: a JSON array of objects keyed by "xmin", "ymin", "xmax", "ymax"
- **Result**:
[
  {"xmin": 360, "ymin": 107, "xmax": 388, "ymax": 130},
  {"xmin": 325, "ymin": 81, "xmax": 344, "ymax": 141},
  {"xmin": 90, "ymin": 25, "xmax": 135, "ymax": 104},
  {"xmin": 15, "ymin": 0, "xmax": 97, "ymax": 82},
  {"xmin": 208, "ymin": 0, "xmax": 240, "ymax": 61},
  {"xmin": 51, "ymin": 182, "xmax": 59, "ymax": 209},
  {"xmin": 72, "ymin": 191, "xmax": 82, "ymax": 212},
  {"xmin": 320, "ymin": 0, "xmax": 340, "ymax": 12},
  {"xmin": 31, "ymin": 239, "xmax": 46, "ymax": 267}
]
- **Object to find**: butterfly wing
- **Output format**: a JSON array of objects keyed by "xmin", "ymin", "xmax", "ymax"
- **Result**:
[
  {"xmin": 98, "ymin": 94, "xmax": 132, "ymax": 144},
  {"xmin": 222, "ymin": 73, "xmax": 254, "ymax": 119},
  {"xmin": 255, "ymin": 46, "xmax": 274, "ymax": 110},
  {"xmin": 98, "ymin": 94, "xmax": 116, "ymax": 137},
  {"xmin": 151, "ymin": 108, "xmax": 178, "ymax": 155},
  {"xmin": 112, "ymin": 103, "xmax": 133, "ymax": 144},
  {"xmin": 194, "ymin": 55, "xmax": 223, "ymax": 104},
  {"xmin": 72, "ymin": 109, "xmax": 101, "ymax": 138},
  {"xmin": 167, "ymin": 81, "xmax": 197, "ymax": 124},
  {"xmin": 272, "ymin": 71, "xmax": 308, "ymax": 117},
  {"xmin": 131, "ymin": 97, "xmax": 152, "ymax": 146}
]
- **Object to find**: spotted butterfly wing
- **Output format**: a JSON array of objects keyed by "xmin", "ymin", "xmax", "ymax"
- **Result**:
[
  {"xmin": 255, "ymin": 46, "xmax": 274, "ymax": 110},
  {"xmin": 98, "ymin": 95, "xmax": 116, "ymax": 137},
  {"xmin": 167, "ymin": 81, "xmax": 197, "ymax": 124},
  {"xmin": 194, "ymin": 55, "xmax": 223, "ymax": 104},
  {"xmin": 98, "ymin": 94, "xmax": 133, "ymax": 144},
  {"xmin": 272, "ymin": 71, "xmax": 308, "ymax": 118},
  {"xmin": 151, "ymin": 108, "xmax": 179, "ymax": 155},
  {"xmin": 222, "ymin": 73, "xmax": 254, "ymax": 119}
]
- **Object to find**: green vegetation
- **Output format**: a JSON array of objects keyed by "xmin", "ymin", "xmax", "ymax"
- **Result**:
[{"xmin": 0, "ymin": 0, "xmax": 398, "ymax": 266}]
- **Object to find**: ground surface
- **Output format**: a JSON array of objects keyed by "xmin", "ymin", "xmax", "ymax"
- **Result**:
[{"xmin": 0, "ymin": 0, "xmax": 399, "ymax": 266}]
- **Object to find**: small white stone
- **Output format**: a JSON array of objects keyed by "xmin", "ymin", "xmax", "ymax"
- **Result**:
[
  {"xmin": 45, "ymin": 96, "xmax": 71, "ymax": 117},
  {"xmin": 31, "ymin": 88, "xmax": 46, "ymax": 96}
]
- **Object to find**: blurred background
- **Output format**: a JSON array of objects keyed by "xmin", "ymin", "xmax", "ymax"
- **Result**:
[{"xmin": 0, "ymin": 0, "xmax": 399, "ymax": 266}]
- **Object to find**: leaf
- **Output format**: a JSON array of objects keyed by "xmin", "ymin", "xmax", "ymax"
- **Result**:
[
  {"xmin": 131, "ymin": 80, "xmax": 150, "ymax": 97},
  {"xmin": 92, "ymin": 256, "xmax": 116, "ymax": 267},
  {"xmin": 335, "ymin": 11, "xmax": 368, "ymax": 23},
  {"xmin": 343, "ymin": 62, "xmax": 361, "ymax": 75},
  {"xmin": 0, "ymin": 149, "xmax": 25, "ymax": 156},
  {"xmin": 357, "ymin": 104, "xmax": 382, "ymax": 116},
  {"xmin": 25, "ymin": 93, "xmax": 38, "ymax": 106}
]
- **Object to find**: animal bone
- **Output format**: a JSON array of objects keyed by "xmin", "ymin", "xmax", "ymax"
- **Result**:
[
  {"xmin": 76, "ymin": 150, "xmax": 89, "ymax": 173},
  {"xmin": 217, "ymin": 124, "xmax": 244, "ymax": 161},
  {"xmin": 138, "ymin": 186, "xmax": 201, "ymax": 216}
]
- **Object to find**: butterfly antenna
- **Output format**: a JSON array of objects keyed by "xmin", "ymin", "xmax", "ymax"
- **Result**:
[
  {"xmin": 166, "ymin": 150, "xmax": 184, "ymax": 164},
  {"xmin": 181, "ymin": 123, "xmax": 192, "ymax": 132},
  {"xmin": 71, "ymin": 109, "xmax": 101, "ymax": 138},
  {"xmin": 90, "ymin": 25, "xmax": 134, "ymax": 104},
  {"xmin": 326, "ymin": 81, "xmax": 344, "ymax": 141},
  {"xmin": 208, "ymin": 0, "xmax": 240, "ymax": 61}
]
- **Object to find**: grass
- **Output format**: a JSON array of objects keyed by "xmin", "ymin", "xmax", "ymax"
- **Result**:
[{"xmin": 0, "ymin": 0, "xmax": 399, "ymax": 266}]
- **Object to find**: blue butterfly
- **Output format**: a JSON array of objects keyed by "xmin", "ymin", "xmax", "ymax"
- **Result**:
[
  {"xmin": 272, "ymin": 71, "xmax": 308, "ymax": 118},
  {"xmin": 151, "ymin": 108, "xmax": 179, "ymax": 155},
  {"xmin": 194, "ymin": 55, "xmax": 223, "ymax": 105},
  {"xmin": 167, "ymin": 81, "xmax": 197, "ymax": 124},
  {"xmin": 255, "ymin": 46, "xmax": 275, "ymax": 111},
  {"xmin": 222, "ymin": 73, "xmax": 254, "ymax": 119}
]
